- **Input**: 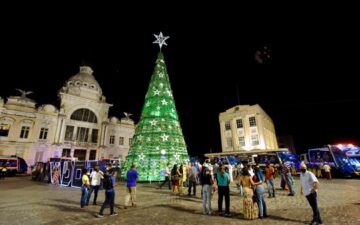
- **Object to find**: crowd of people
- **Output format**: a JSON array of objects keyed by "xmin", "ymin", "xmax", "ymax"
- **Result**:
[
  {"xmin": 49, "ymin": 159, "xmax": 321, "ymax": 224},
  {"xmin": 157, "ymin": 160, "xmax": 321, "ymax": 224},
  {"xmin": 79, "ymin": 162, "xmax": 138, "ymax": 218}
]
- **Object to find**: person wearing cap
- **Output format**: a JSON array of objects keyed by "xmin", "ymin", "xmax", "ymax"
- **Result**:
[{"xmin": 300, "ymin": 162, "xmax": 322, "ymax": 225}]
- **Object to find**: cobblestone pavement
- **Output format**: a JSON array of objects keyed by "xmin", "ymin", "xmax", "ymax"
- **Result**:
[{"xmin": 0, "ymin": 177, "xmax": 359, "ymax": 225}]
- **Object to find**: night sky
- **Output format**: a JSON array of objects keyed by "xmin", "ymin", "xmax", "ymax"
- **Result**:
[{"xmin": 1, "ymin": 5, "xmax": 359, "ymax": 157}]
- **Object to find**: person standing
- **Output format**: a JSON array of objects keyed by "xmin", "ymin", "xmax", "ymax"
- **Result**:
[
  {"xmin": 52, "ymin": 167, "xmax": 61, "ymax": 187},
  {"xmin": 160, "ymin": 163, "xmax": 171, "ymax": 190},
  {"xmin": 201, "ymin": 166, "xmax": 214, "ymax": 215},
  {"xmin": 125, "ymin": 164, "xmax": 138, "ymax": 209},
  {"xmin": 253, "ymin": 166, "xmax": 267, "ymax": 219},
  {"xmin": 215, "ymin": 164, "xmax": 231, "ymax": 216},
  {"xmin": 97, "ymin": 165, "xmax": 117, "ymax": 217},
  {"xmin": 264, "ymin": 162, "xmax": 275, "ymax": 198},
  {"xmin": 86, "ymin": 165, "xmax": 104, "ymax": 205},
  {"xmin": 171, "ymin": 164, "xmax": 181, "ymax": 194},
  {"xmin": 187, "ymin": 163, "xmax": 199, "ymax": 196},
  {"xmin": 300, "ymin": 163, "xmax": 322, "ymax": 225},
  {"xmin": 80, "ymin": 168, "xmax": 90, "ymax": 209},
  {"xmin": 282, "ymin": 161, "xmax": 295, "ymax": 196},
  {"xmin": 323, "ymin": 163, "xmax": 331, "ymax": 180}
]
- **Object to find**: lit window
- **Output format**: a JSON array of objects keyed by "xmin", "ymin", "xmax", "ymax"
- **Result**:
[
  {"xmin": 20, "ymin": 126, "xmax": 30, "ymax": 139},
  {"xmin": 39, "ymin": 128, "xmax": 48, "ymax": 140},
  {"xmin": 249, "ymin": 117, "xmax": 256, "ymax": 127},
  {"xmin": 251, "ymin": 134, "xmax": 259, "ymax": 145},
  {"xmin": 225, "ymin": 122, "xmax": 231, "ymax": 130},
  {"xmin": 238, "ymin": 136, "xmax": 245, "ymax": 146}
]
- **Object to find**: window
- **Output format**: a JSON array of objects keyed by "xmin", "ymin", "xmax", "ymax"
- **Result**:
[
  {"xmin": 0, "ymin": 124, "xmax": 10, "ymax": 137},
  {"xmin": 236, "ymin": 119, "xmax": 243, "ymax": 128},
  {"xmin": 109, "ymin": 135, "xmax": 115, "ymax": 144},
  {"xmin": 251, "ymin": 134, "xmax": 259, "ymax": 145},
  {"xmin": 91, "ymin": 129, "xmax": 98, "ymax": 143},
  {"xmin": 76, "ymin": 127, "xmax": 89, "ymax": 142},
  {"xmin": 129, "ymin": 138, "xmax": 133, "ymax": 146},
  {"xmin": 225, "ymin": 122, "xmax": 231, "ymax": 130},
  {"xmin": 249, "ymin": 117, "xmax": 256, "ymax": 127},
  {"xmin": 226, "ymin": 138, "xmax": 232, "ymax": 147},
  {"xmin": 39, "ymin": 128, "xmax": 48, "ymax": 140},
  {"xmin": 62, "ymin": 149, "xmax": 71, "ymax": 157},
  {"xmin": 70, "ymin": 108, "xmax": 97, "ymax": 123},
  {"xmin": 65, "ymin": 126, "xmax": 74, "ymax": 141},
  {"xmin": 89, "ymin": 150, "xmax": 97, "ymax": 160},
  {"xmin": 20, "ymin": 126, "xmax": 30, "ymax": 138},
  {"xmin": 119, "ymin": 137, "xmax": 124, "ymax": 145},
  {"xmin": 238, "ymin": 136, "xmax": 245, "ymax": 146}
]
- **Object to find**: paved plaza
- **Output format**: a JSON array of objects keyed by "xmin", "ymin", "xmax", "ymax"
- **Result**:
[{"xmin": 0, "ymin": 176, "xmax": 359, "ymax": 225}]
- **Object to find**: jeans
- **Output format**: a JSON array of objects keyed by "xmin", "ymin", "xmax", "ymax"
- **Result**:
[
  {"xmin": 87, "ymin": 185, "xmax": 100, "ymax": 204},
  {"xmin": 255, "ymin": 185, "xmax": 267, "ymax": 217},
  {"xmin": 285, "ymin": 173, "xmax": 295, "ymax": 194},
  {"xmin": 218, "ymin": 186, "xmax": 230, "ymax": 214},
  {"xmin": 306, "ymin": 192, "xmax": 322, "ymax": 223},
  {"xmin": 160, "ymin": 176, "xmax": 171, "ymax": 190},
  {"xmin": 188, "ymin": 180, "xmax": 197, "ymax": 195},
  {"xmin": 80, "ymin": 185, "xmax": 89, "ymax": 208},
  {"xmin": 99, "ymin": 191, "xmax": 115, "ymax": 215},
  {"xmin": 202, "ymin": 184, "xmax": 212, "ymax": 214},
  {"xmin": 265, "ymin": 178, "xmax": 275, "ymax": 197}
]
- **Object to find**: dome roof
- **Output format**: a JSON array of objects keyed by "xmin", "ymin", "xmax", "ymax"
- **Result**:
[{"xmin": 65, "ymin": 66, "xmax": 102, "ymax": 95}]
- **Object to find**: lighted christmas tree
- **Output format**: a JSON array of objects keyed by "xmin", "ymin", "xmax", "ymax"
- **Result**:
[{"xmin": 124, "ymin": 32, "xmax": 189, "ymax": 181}]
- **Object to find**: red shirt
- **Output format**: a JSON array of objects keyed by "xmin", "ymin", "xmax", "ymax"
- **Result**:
[{"xmin": 264, "ymin": 166, "xmax": 275, "ymax": 179}]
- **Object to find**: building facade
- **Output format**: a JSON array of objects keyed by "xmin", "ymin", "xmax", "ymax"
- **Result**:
[
  {"xmin": 0, "ymin": 66, "xmax": 135, "ymax": 166},
  {"xmin": 219, "ymin": 104, "xmax": 278, "ymax": 152}
]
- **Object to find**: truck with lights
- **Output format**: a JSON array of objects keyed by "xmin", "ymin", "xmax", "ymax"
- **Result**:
[{"xmin": 301, "ymin": 144, "xmax": 360, "ymax": 178}]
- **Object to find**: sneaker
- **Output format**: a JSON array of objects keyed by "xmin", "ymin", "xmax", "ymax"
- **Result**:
[
  {"xmin": 96, "ymin": 214, "xmax": 104, "ymax": 218},
  {"xmin": 110, "ymin": 212, "xmax": 118, "ymax": 216}
]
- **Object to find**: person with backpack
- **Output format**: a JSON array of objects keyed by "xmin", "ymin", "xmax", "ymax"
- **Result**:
[{"xmin": 97, "ymin": 164, "xmax": 117, "ymax": 217}]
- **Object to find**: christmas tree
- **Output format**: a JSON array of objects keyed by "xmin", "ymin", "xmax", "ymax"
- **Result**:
[{"xmin": 124, "ymin": 32, "xmax": 189, "ymax": 181}]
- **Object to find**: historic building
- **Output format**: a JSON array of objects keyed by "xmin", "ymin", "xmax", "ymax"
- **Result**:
[
  {"xmin": 0, "ymin": 66, "xmax": 135, "ymax": 166},
  {"xmin": 219, "ymin": 104, "xmax": 278, "ymax": 152}
]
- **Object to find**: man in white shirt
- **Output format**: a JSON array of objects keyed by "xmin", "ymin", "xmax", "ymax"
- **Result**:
[
  {"xmin": 86, "ymin": 165, "xmax": 104, "ymax": 205},
  {"xmin": 300, "ymin": 162, "xmax": 322, "ymax": 225},
  {"xmin": 160, "ymin": 164, "xmax": 171, "ymax": 190}
]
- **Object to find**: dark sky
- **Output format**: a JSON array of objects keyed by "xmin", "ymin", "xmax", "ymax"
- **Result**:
[{"xmin": 1, "ymin": 5, "xmax": 359, "ymax": 156}]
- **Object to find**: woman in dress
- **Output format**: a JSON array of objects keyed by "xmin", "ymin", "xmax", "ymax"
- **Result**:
[
  {"xmin": 237, "ymin": 167, "xmax": 259, "ymax": 220},
  {"xmin": 171, "ymin": 164, "xmax": 181, "ymax": 194}
]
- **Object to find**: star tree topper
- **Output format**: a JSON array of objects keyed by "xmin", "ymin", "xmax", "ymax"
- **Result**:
[{"xmin": 153, "ymin": 32, "xmax": 169, "ymax": 49}]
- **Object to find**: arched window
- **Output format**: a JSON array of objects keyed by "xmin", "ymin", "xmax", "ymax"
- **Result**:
[{"xmin": 70, "ymin": 109, "xmax": 97, "ymax": 123}]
